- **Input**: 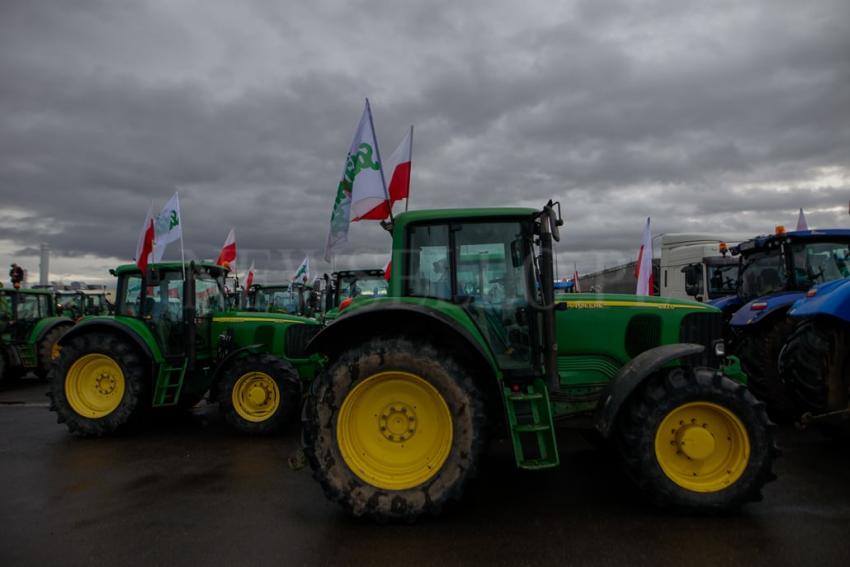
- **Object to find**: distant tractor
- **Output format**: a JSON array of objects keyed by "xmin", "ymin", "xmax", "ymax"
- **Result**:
[
  {"xmin": 0, "ymin": 288, "xmax": 74, "ymax": 382},
  {"xmin": 246, "ymin": 282, "xmax": 318, "ymax": 318},
  {"xmin": 778, "ymin": 276, "xmax": 850, "ymax": 431},
  {"xmin": 709, "ymin": 229, "xmax": 850, "ymax": 418},
  {"xmin": 48, "ymin": 262, "xmax": 323, "ymax": 436},
  {"xmin": 302, "ymin": 203, "xmax": 777, "ymax": 521},
  {"xmin": 322, "ymin": 269, "xmax": 387, "ymax": 321},
  {"xmin": 55, "ymin": 289, "xmax": 111, "ymax": 320}
]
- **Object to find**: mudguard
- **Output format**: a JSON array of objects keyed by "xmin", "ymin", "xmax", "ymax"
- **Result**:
[
  {"xmin": 594, "ymin": 343, "xmax": 705, "ymax": 438},
  {"xmin": 788, "ymin": 277, "xmax": 850, "ymax": 323},
  {"xmin": 729, "ymin": 291, "xmax": 804, "ymax": 328},
  {"xmin": 30, "ymin": 316, "xmax": 74, "ymax": 345},
  {"xmin": 57, "ymin": 318, "xmax": 164, "ymax": 363}
]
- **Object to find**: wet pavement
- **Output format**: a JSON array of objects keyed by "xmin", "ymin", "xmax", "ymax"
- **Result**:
[{"xmin": 1, "ymin": 378, "xmax": 848, "ymax": 567}]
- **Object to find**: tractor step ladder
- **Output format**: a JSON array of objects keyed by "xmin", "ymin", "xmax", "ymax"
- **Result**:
[
  {"xmin": 504, "ymin": 377, "xmax": 559, "ymax": 469},
  {"xmin": 153, "ymin": 360, "xmax": 188, "ymax": 407}
]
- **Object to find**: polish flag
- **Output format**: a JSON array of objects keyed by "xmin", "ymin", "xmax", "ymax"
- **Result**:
[
  {"xmin": 573, "ymin": 264, "xmax": 581, "ymax": 293},
  {"xmin": 386, "ymin": 126, "xmax": 413, "ymax": 205},
  {"xmin": 635, "ymin": 217, "xmax": 654, "ymax": 296},
  {"xmin": 216, "ymin": 228, "xmax": 237, "ymax": 268},
  {"xmin": 383, "ymin": 257, "xmax": 392, "ymax": 282},
  {"xmin": 135, "ymin": 205, "xmax": 155, "ymax": 272},
  {"xmin": 245, "ymin": 260, "xmax": 255, "ymax": 289}
]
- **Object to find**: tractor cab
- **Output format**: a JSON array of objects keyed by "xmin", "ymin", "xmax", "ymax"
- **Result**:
[
  {"xmin": 324, "ymin": 269, "xmax": 387, "ymax": 319},
  {"xmin": 0, "ymin": 288, "xmax": 57, "ymax": 343},
  {"xmin": 247, "ymin": 283, "xmax": 301, "ymax": 315},
  {"xmin": 55, "ymin": 289, "xmax": 111, "ymax": 320}
]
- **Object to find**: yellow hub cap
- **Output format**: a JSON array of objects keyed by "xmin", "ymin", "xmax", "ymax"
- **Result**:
[
  {"xmin": 65, "ymin": 354, "xmax": 126, "ymax": 418},
  {"xmin": 655, "ymin": 402, "xmax": 750, "ymax": 492},
  {"xmin": 337, "ymin": 371, "xmax": 453, "ymax": 491},
  {"xmin": 232, "ymin": 371, "xmax": 280, "ymax": 422}
]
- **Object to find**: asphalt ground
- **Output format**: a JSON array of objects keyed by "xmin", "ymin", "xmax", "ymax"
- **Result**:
[{"xmin": 1, "ymin": 378, "xmax": 848, "ymax": 567}]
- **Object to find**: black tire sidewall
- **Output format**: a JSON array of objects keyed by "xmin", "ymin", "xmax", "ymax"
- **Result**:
[
  {"xmin": 48, "ymin": 332, "xmax": 147, "ymax": 436},
  {"xmin": 305, "ymin": 337, "xmax": 486, "ymax": 521},
  {"xmin": 217, "ymin": 354, "xmax": 300, "ymax": 435}
]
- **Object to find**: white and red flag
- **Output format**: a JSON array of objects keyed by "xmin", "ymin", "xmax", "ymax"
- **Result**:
[
  {"xmin": 245, "ymin": 260, "xmax": 255, "ymax": 289},
  {"xmin": 216, "ymin": 228, "xmax": 237, "ymax": 268},
  {"xmin": 635, "ymin": 217, "xmax": 654, "ymax": 296},
  {"xmin": 796, "ymin": 208, "xmax": 809, "ymax": 231},
  {"xmin": 573, "ymin": 264, "xmax": 581, "ymax": 293},
  {"xmin": 135, "ymin": 204, "xmax": 155, "ymax": 272},
  {"xmin": 386, "ymin": 126, "xmax": 413, "ymax": 206}
]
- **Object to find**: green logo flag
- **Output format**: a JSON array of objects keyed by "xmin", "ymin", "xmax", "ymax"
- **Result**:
[
  {"xmin": 292, "ymin": 256, "xmax": 310, "ymax": 283},
  {"xmin": 324, "ymin": 100, "xmax": 386, "ymax": 261},
  {"xmin": 153, "ymin": 192, "xmax": 183, "ymax": 262}
]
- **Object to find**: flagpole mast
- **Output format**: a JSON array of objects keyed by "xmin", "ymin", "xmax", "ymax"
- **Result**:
[
  {"xmin": 405, "ymin": 125, "xmax": 413, "ymax": 213},
  {"xmin": 177, "ymin": 192, "xmax": 186, "ymax": 282},
  {"xmin": 366, "ymin": 98, "xmax": 393, "ymax": 224}
]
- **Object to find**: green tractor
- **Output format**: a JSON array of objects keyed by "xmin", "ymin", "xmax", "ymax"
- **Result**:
[
  {"xmin": 302, "ymin": 203, "xmax": 777, "ymax": 521},
  {"xmin": 48, "ymin": 262, "xmax": 323, "ymax": 436},
  {"xmin": 247, "ymin": 282, "xmax": 319, "ymax": 319},
  {"xmin": 55, "ymin": 288, "xmax": 112, "ymax": 320},
  {"xmin": 322, "ymin": 269, "xmax": 387, "ymax": 321},
  {"xmin": 0, "ymin": 287, "xmax": 74, "ymax": 382}
]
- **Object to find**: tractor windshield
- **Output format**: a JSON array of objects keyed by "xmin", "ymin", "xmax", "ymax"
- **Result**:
[
  {"xmin": 706, "ymin": 264, "xmax": 738, "ymax": 297},
  {"xmin": 253, "ymin": 287, "xmax": 299, "ymax": 314},
  {"xmin": 339, "ymin": 276, "xmax": 387, "ymax": 301},
  {"xmin": 739, "ymin": 250, "xmax": 787, "ymax": 300},
  {"xmin": 789, "ymin": 241, "xmax": 850, "ymax": 289},
  {"xmin": 404, "ymin": 220, "xmax": 535, "ymax": 371}
]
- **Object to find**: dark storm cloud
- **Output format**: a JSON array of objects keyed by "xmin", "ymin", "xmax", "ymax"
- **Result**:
[{"xmin": 1, "ymin": 0, "xmax": 848, "ymax": 278}]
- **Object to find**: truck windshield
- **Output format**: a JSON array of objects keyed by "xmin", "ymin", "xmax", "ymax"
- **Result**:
[
  {"xmin": 706, "ymin": 264, "xmax": 738, "ymax": 297},
  {"xmin": 790, "ymin": 241, "xmax": 850, "ymax": 288},
  {"xmin": 739, "ymin": 250, "xmax": 787, "ymax": 299}
]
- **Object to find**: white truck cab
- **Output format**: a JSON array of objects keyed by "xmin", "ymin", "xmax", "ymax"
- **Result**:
[{"xmin": 659, "ymin": 233, "xmax": 750, "ymax": 301}]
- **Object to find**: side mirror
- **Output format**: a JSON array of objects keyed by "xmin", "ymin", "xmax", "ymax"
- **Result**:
[{"xmin": 681, "ymin": 264, "xmax": 702, "ymax": 297}]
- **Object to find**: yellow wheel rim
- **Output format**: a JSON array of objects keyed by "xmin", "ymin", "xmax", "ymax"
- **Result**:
[
  {"xmin": 65, "ymin": 354, "xmax": 126, "ymax": 418},
  {"xmin": 337, "ymin": 371, "xmax": 453, "ymax": 491},
  {"xmin": 231, "ymin": 371, "xmax": 280, "ymax": 423},
  {"xmin": 51, "ymin": 343, "xmax": 62, "ymax": 360},
  {"xmin": 655, "ymin": 401, "xmax": 750, "ymax": 492}
]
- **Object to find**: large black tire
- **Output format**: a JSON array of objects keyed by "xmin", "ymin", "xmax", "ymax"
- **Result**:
[
  {"xmin": 736, "ymin": 318, "xmax": 796, "ymax": 421},
  {"xmin": 302, "ymin": 337, "xmax": 487, "ymax": 522},
  {"xmin": 616, "ymin": 367, "xmax": 778, "ymax": 512},
  {"xmin": 217, "ymin": 354, "xmax": 300, "ymax": 435},
  {"xmin": 48, "ymin": 332, "xmax": 148, "ymax": 437},
  {"xmin": 779, "ymin": 319, "xmax": 849, "ymax": 427},
  {"xmin": 35, "ymin": 323, "xmax": 73, "ymax": 380}
]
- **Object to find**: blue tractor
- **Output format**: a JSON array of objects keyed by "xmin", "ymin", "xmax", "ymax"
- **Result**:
[
  {"xmin": 778, "ymin": 277, "xmax": 850, "ymax": 430},
  {"xmin": 709, "ymin": 229, "xmax": 850, "ymax": 418}
]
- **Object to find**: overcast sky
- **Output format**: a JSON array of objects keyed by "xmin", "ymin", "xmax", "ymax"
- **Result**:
[{"xmin": 1, "ymin": 0, "xmax": 848, "ymax": 284}]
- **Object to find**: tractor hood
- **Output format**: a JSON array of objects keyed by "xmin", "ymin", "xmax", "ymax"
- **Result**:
[
  {"xmin": 212, "ymin": 311, "xmax": 320, "ymax": 326},
  {"xmin": 729, "ymin": 291, "xmax": 803, "ymax": 327},
  {"xmin": 788, "ymin": 277, "xmax": 850, "ymax": 323}
]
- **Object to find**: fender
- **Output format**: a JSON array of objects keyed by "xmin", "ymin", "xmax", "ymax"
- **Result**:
[
  {"xmin": 594, "ymin": 343, "xmax": 705, "ymax": 438},
  {"xmin": 788, "ymin": 277, "xmax": 850, "ymax": 323},
  {"xmin": 307, "ymin": 300, "xmax": 499, "ymax": 375},
  {"xmin": 706, "ymin": 294, "xmax": 742, "ymax": 316},
  {"xmin": 57, "ymin": 318, "xmax": 163, "ymax": 363},
  {"xmin": 31, "ymin": 316, "xmax": 75, "ymax": 345},
  {"xmin": 729, "ymin": 291, "xmax": 804, "ymax": 328}
]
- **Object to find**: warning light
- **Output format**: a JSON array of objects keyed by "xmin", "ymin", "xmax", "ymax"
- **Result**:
[
  {"xmin": 339, "ymin": 297, "xmax": 354, "ymax": 311},
  {"xmin": 719, "ymin": 242, "xmax": 728, "ymax": 256},
  {"xmin": 775, "ymin": 225, "xmax": 785, "ymax": 235}
]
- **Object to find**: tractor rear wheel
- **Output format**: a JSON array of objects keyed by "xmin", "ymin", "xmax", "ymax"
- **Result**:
[
  {"xmin": 48, "ymin": 332, "xmax": 148, "ymax": 436},
  {"xmin": 736, "ymin": 319, "xmax": 796, "ymax": 421},
  {"xmin": 779, "ymin": 320, "xmax": 849, "ymax": 433},
  {"xmin": 616, "ymin": 367, "xmax": 777, "ymax": 512},
  {"xmin": 302, "ymin": 337, "xmax": 487, "ymax": 522},
  {"xmin": 218, "ymin": 354, "xmax": 300, "ymax": 435},
  {"xmin": 36, "ymin": 324, "xmax": 72, "ymax": 380}
]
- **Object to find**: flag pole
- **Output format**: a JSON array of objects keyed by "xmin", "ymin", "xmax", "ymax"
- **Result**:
[
  {"xmin": 405, "ymin": 125, "xmax": 413, "ymax": 213},
  {"xmin": 177, "ymin": 192, "xmax": 186, "ymax": 282},
  {"xmin": 366, "ymin": 98, "xmax": 393, "ymax": 224}
]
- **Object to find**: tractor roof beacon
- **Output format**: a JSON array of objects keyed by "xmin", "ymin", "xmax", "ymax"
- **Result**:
[
  {"xmin": 302, "ymin": 202, "xmax": 778, "ymax": 522},
  {"xmin": 0, "ymin": 288, "xmax": 75, "ymax": 382},
  {"xmin": 48, "ymin": 261, "xmax": 323, "ymax": 436}
]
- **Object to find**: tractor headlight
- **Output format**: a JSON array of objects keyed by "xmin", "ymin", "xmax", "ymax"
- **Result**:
[{"xmin": 713, "ymin": 340, "xmax": 726, "ymax": 358}]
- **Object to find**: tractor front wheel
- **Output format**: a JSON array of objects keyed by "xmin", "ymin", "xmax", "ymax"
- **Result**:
[
  {"xmin": 616, "ymin": 367, "xmax": 777, "ymax": 512},
  {"xmin": 217, "ymin": 354, "xmax": 300, "ymax": 435},
  {"xmin": 48, "ymin": 332, "xmax": 147, "ymax": 436},
  {"xmin": 303, "ymin": 337, "xmax": 487, "ymax": 522},
  {"xmin": 736, "ymin": 319, "xmax": 796, "ymax": 421}
]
